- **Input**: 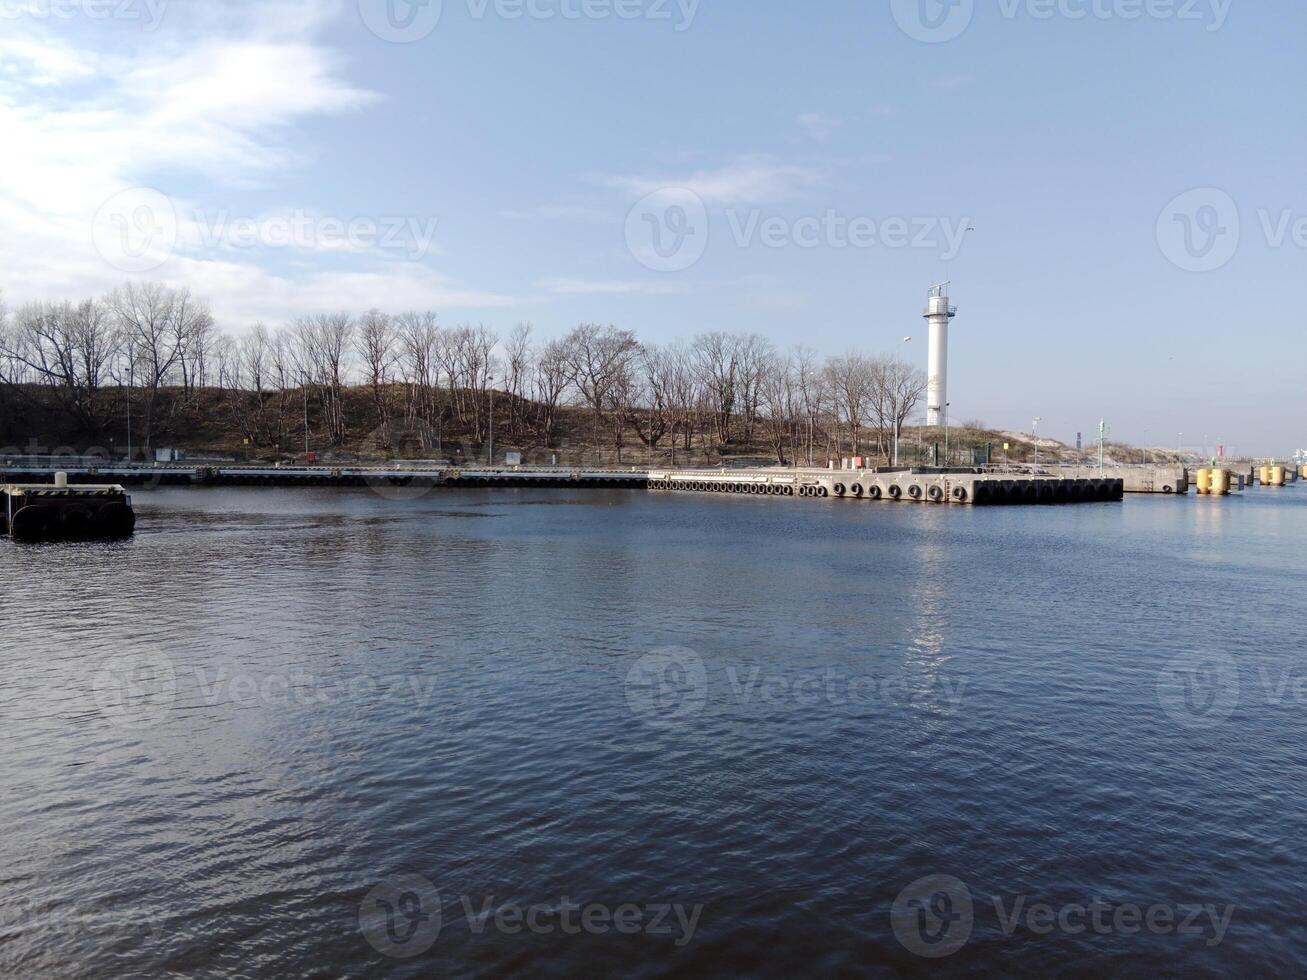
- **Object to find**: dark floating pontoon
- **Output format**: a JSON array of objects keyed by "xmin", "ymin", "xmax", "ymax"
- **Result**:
[{"xmin": 1, "ymin": 473, "xmax": 136, "ymax": 543}]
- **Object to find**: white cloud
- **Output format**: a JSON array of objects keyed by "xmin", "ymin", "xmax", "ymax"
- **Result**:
[
  {"xmin": 178, "ymin": 261, "xmax": 527, "ymax": 325},
  {"xmin": 602, "ymin": 156, "xmax": 828, "ymax": 206},
  {"xmin": 127, "ymin": 41, "xmax": 372, "ymax": 129},
  {"xmin": 499, "ymin": 202, "xmax": 614, "ymax": 223},
  {"xmin": 0, "ymin": 4, "xmax": 522, "ymax": 324},
  {"xmin": 0, "ymin": 35, "xmax": 99, "ymax": 87}
]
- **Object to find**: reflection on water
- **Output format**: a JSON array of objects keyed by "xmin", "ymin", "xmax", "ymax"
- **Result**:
[
  {"xmin": 2, "ymin": 486, "xmax": 1307, "ymax": 977},
  {"xmin": 909, "ymin": 510, "xmax": 950, "ymax": 662}
]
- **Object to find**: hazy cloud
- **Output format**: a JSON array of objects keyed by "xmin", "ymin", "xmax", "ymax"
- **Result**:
[
  {"xmin": 602, "ymin": 156, "xmax": 828, "ymax": 206},
  {"xmin": 797, "ymin": 111, "xmax": 843, "ymax": 141}
]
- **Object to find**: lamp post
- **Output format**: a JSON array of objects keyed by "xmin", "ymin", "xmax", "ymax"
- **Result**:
[
  {"xmin": 488, "ymin": 375, "xmax": 495, "ymax": 465},
  {"xmin": 1032, "ymin": 417, "xmax": 1042, "ymax": 470}
]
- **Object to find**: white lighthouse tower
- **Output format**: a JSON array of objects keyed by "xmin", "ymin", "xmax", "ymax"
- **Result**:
[{"xmin": 923, "ymin": 282, "xmax": 957, "ymax": 428}]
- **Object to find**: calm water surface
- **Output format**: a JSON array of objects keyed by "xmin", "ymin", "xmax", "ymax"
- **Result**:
[{"xmin": 2, "ymin": 484, "xmax": 1306, "ymax": 977}]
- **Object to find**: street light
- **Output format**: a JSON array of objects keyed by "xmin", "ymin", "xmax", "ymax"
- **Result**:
[{"xmin": 1032, "ymin": 417, "xmax": 1042, "ymax": 470}]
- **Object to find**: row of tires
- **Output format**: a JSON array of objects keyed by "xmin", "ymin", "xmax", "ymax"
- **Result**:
[
  {"xmin": 832, "ymin": 479, "xmax": 1121, "ymax": 504},
  {"xmin": 971, "ymin": 479, "xmax": 1125, "ymax": 505},
  {"xmin": 652, "ymin": 481, "xmax": 797, "ymax": 496},
  {"xmin": 831, "ymin": 481, "xmax": 958, "ymax": 502},
  {"xmin": 652, "ymin": 480, "xmax": 965, "ymax": 501},
  {"xmin": 3, "ymin": 503, "xmax": 136, "ymax": 543},
  {"xmin": 650, "ymin": 477, "xmax": 1126, "ymax": 505},
  {"xmin": 651, "ymin": 481, "xmax": 958, "ymax": 501}
]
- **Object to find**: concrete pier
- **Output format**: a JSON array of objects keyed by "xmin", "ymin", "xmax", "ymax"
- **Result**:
[
  {"xmin": 1054, "ymin": 465, "xmax": 1188, "ymax": 494},
  {"xmin": 649, "ymin": 468, "xmax": 1123, "ymax": 505},
  {"xmin": 0, "ymin": 462, "xmax": 1128, "ymax": 507}
]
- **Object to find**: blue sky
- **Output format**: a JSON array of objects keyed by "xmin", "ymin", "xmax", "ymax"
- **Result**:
[{"xmin": 2, "ymin": 0, "xmax": 1303, "ymax": 453}]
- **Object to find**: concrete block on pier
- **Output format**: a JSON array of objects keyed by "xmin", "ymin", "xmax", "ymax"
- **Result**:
[{"xmin": 1058, "ymin": 465, "xmax": 1186, "ymax": 494}]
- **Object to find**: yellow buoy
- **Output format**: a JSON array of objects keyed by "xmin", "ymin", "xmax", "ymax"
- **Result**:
[
  {"xmin": 1271, "ymin": 466, "xmax": 1286, "ymax": 487},
  {"xmin": 1260, "ymin": 466, "xmax": 1272, "ymax": 486},
  {"xmin": 1209, "ymin": 468, "xmax": 1231, "ymax": 496},
  {"xmin": 1300, "ymin": 464, "xmax": 1307, "ymax": 481},
  {"xmin": 1196, "ymin": 468, "xmax": 1212, "ymax": 495}
]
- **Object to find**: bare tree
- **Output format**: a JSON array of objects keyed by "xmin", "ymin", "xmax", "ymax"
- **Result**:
[
  {"xmin": 623, "ymin": 344, "xmax": 676, "ymax": 453},
  {"xmin": 220, "ymin": 323, "xmax": 294, "ymax": 451},
  {"xmin": 563, "ymin": 324, "xmax": 639, "ymax": 459},
  {"xmin": 434, "ymin": 327, "xmax": 463, "ymax": 425},
  {"xmin": 692, "ymin": 332, "xmax": 737, "ymax": 446},
  {"xmin": 0, "ymin": 298, "xmax": 118, "ymax": 438},
  {"xmin": 825, "ymin": 353, "xmax": 875, "ymax": 456},
  {"xmin": 662, "ymin": 343, "xmax": 699, "ymax": 461},
  {"xmin": 356, "ymin": 309, "xmax": 396, "ymax": 435},
  {"xmin": 463, "ymin": 325, "xmax": 498, "ymax": 442},
  {"xmin": 532, "ymin": 337, "xmax": 575, "ymax": 449},
  {"xmin": 504, "ymin": 322, "xmax": 533, "ymax": 441},
  {"xmin": 759, "ymin": 350, "xmax": 800, "ymax": 465},
  {"xmin": 170, "ymin": 289, "xmax": 215, "ymax": 395},
  {"xmin": 792, "ymin": 345, "xmax": 829, "ymax": 466},
  {"xmin": 396, "ymin": 311, "xmax": 440, "ymax": 437},
  {"xmin": 294, "ymin": 313, "xmax": 353, "ymax": 445},
  {"xmin": 870, "ymin": 355, "xmax": 928, "ymax": 464},
  {"xmin": 734, "ymin": 334, "xmax": 773, "ymax": 443},
  {"xmin": 106, "ymin": 283, "xmax": 195, "ymax": 452}
]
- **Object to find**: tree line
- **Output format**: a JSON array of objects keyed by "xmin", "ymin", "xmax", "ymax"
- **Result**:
[{"xmin": 0, "ymin": 283, "xmax": 928, "ymax": 464}]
